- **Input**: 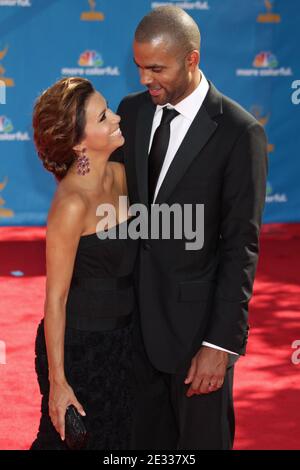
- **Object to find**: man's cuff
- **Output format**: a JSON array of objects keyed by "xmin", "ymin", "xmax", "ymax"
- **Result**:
[{"xmin": 202, "ymin": 341, "xmax": 239, "ymax": 355}]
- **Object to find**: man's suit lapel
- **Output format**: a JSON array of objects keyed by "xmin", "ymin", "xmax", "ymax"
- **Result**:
[
  {"xmin": 135, "ymin": 96, "xmax": 155, "ymax": 206},
  {"xmin": 155, "ymin": 82, "xmax": 223, "ymax": 204},
  {"xmin": 134, "ymin": 82, "xmax": 223, "ymax": 206}
]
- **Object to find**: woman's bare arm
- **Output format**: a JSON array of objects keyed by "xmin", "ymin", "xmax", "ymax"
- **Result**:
[{"xmin": 44, "ymin": 192, "xmax": 87, "ymax": 440}]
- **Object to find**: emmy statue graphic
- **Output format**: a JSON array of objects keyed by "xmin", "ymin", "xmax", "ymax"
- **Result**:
[
  {"xmin": 257, "ymin": 0, "xmax": 281, "ymax": 23},
  {"xmin": 0, "ymin": 46, "xmax": 15, "ymax": 87},
  {"xmin": 0, "ymin": 177, "xmax": 14, "ymax": 218},
  {"xmin": 81, "ymin": 0, "xmax": 104, "ymax": 22}
]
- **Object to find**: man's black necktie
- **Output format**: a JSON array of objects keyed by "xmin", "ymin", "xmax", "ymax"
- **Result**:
[{"xmin": 148, "ymin": 107, "xmax": 179, "ymax": 204}]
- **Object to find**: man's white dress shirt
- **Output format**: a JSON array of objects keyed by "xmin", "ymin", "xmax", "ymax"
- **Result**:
[{"xmin": 148, "ymin": 71, "xmax": 238, "ymax": 356}]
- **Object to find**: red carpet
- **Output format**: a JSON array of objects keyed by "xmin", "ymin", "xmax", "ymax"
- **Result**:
[
  {"xmin": 0, "ymin": 224, "xmax": 300, "ymax": 450},
  {"xmin": 233, "ymin": 223, "xmax": 300, "ymax": 450}
]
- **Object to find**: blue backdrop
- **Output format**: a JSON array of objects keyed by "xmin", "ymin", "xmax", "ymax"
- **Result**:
[{"xmin": 0, "ymin": 0, "xmax": 299, "ymax": 225}]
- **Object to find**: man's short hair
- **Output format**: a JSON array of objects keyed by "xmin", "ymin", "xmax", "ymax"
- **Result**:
[{"xmin": 135, "ymin": 6, "xmax": 201, "ymax": 55}]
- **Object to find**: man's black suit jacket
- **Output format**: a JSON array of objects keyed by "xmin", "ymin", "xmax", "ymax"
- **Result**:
[{"xmin": 111, "ymin": 82, "xmax": 268, "ymax": 374}]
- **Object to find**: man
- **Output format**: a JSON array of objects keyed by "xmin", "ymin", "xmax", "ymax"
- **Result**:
[{"xmin": 111, "ymin": 6, "xmax": 268, "ymax": 449}]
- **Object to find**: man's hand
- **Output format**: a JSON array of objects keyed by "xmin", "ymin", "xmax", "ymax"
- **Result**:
[{"xmin": 184, "ymin": 346, "xmax": 229, "ymax": 397}]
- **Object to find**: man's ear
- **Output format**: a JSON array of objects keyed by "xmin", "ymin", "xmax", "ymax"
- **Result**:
[{"xmin": 187, "ymin": 50, "xmax": 200, "ymax": 70}]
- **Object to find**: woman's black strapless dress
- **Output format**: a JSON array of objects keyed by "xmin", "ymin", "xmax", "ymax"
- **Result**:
[{"xmin": 31, "ymin": 219, "xmax": 139, "ymax": 450}]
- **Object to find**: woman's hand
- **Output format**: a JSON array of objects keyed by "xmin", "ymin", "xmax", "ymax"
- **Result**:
[{"xmin": 49, "ymin": 379, "xmax": 86, "ymax": 441}]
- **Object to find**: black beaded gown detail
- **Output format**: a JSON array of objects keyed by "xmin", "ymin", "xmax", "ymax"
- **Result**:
[{"xmin": 30, "ymin": 219, "xmax": 139, "ymax": 450}]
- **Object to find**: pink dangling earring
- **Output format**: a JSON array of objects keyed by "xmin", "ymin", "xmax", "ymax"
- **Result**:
[{"xmin": 76, "ymin": 149, "xmax": 90, "ymax": 176}]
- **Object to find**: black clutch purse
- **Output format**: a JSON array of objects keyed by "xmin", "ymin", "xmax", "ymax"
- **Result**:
[{"xmin": 65, "ymin": 405, "xmax": 88, "ymax": 450}]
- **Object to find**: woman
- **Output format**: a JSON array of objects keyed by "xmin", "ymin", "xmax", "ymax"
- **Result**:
[{"xmin": 30, "ymin": 77, "xmax": 138, "ymax": 450}]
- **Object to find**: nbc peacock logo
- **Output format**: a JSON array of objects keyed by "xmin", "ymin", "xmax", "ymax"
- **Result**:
[
  {"xmin": 266, "ymin": 182, "xmax": 273, "ymax": 197},
  {"xmin": 62, "ymin": 50, "xmax": 120, "ymax": 77},
  {"xmin": 0, "ymin": 115, "xmax": 13, "ymax": 133},
  {"xmin": 78, "ymin": 50, "xmax": 103, "ymax": 67},
  {"xmin": 253, "ymin": 51, "xmax": 278, "ymax": 69},
  {"xmin": 0, "ymin": 115, "xmax": 30, "ymax": 141},
  {"xmin": 236, "ymin": 51, "xmax": 292, "ymax": 77}
]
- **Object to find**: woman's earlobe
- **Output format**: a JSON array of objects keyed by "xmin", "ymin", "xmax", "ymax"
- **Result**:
[{"xmin": 73, "ymin": 144, "xmax": 82, "ymax": 154}]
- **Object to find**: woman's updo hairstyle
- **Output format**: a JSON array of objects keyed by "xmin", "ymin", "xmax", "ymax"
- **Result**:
[{"xmin": 32, "ymin": 77, "xmax": 95, "ymax": 180}]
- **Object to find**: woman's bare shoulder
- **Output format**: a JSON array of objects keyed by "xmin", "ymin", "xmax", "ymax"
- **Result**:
[{"xmin": 47, "ymin": 186, "xmax": 88, "ymax": 233}]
